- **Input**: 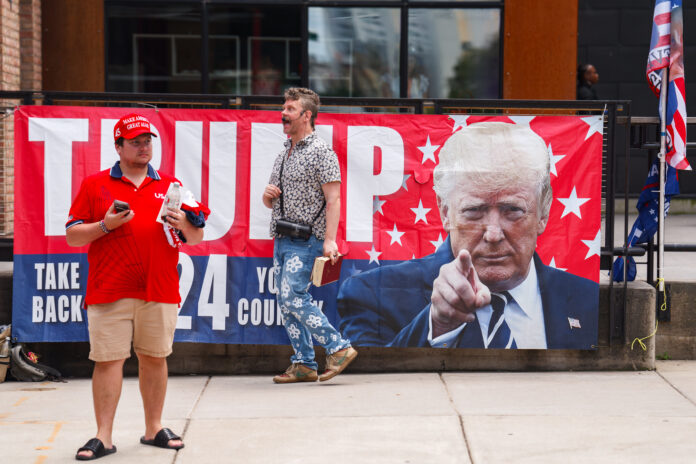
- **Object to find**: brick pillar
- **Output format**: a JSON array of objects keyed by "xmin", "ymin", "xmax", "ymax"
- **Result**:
[
  {"xmin": 0, "ymin": 0, "xmax": 21, "ymax": 91},
  {"xmin": 20, "ymin": 0, "xmax": 41, "ymax": 90},
  {"xmin": 0, "ymin": 0, "xmax": 23, "ymax": 239},
  {"xmin": 0, "ymin": 113, "xmax": 12, "ymax": 238}
]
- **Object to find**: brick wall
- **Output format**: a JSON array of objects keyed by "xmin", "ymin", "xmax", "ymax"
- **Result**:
[
  {"xmin": 0, "ymin": 0, "xmax": 21, "ymax": 91},
  {"xmin": 0, "ymin": 0, "xmax": 41, "ymax": 90},
  {"xmin": 20, "ymin": 0, "xmax": 41, "ymax": 90},
  {"xmin": 0, "ymin": 0, "xmax": 39, "ymax": 240},
  {"xmin": 0, "ymin": 114, "xmax": 13, "ymax": 238}
]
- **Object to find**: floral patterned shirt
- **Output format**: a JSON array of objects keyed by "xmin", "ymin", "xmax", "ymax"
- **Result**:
[{"xmin": 268, "ymin": 132, "xmax": 341, "ymax": 239}]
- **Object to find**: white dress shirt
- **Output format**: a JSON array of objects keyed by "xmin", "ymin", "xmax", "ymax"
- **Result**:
[{"xmin": 428, "ymin": 262, "xmax": 547, "ymax": 348}]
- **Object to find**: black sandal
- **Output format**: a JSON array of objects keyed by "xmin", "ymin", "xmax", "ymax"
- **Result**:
[
  {"xmin": 75, "ymin": 438, "xmax": 117, "ymax": 461},
  {"xmin": 139, "ymin": 427, "xmax": 185, "ymax": 450}
]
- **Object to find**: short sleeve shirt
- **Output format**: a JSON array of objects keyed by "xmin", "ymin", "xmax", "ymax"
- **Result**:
[
  {"xmin": 66, "ymin": 162, "xmax": 183, "ymax": 306},
  {"xmin": 268, "ymin": 132, "xmax": 341, "ymax": 240}
]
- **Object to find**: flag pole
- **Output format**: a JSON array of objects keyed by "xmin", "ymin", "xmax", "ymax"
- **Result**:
[{"xmin": 657, "ymin": 66, "xmax": 669, "ymax": 293}]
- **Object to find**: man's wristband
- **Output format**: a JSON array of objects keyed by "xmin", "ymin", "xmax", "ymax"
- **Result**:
[{"xmin": 98, "ymin": 220, "xmax": 111, "ymax": 234}]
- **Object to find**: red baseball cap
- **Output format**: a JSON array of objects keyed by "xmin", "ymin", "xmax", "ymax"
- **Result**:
[{"xmin": 113, "ymin": 113, "xmax": 158, "ymax": 141}]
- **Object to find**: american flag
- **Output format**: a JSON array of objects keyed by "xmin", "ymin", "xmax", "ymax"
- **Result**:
[
  {"xmin": 616, "ymin": 0, "xmax": 691, "ymax": 281},
  {"xmin": 647, "ymin": 0, "xmax": 690, "ymax": 170},
  {"xmin": 612, "ymin": 158, "xmax": 679, "ymax": 281}
]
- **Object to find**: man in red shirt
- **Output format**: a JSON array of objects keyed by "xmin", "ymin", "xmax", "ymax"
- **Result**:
[{"xmin": 68, "ymin": 113, "xmax": 205, "ymax": 460}]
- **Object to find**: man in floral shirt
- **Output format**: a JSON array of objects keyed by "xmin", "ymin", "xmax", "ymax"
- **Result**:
[{"xmin": 262, "ymin": 87, "xmax": 357, "ymax": 383}]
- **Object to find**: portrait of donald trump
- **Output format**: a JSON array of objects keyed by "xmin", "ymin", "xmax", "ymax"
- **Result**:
[{"xmin": 337, "ymin": 122, "xmax": 599, "ymax": 349}]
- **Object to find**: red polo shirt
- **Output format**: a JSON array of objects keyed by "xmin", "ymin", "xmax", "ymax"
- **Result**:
[{"xmin": 66, "ymin": 162, "xmax": 182, "ymax": 305}]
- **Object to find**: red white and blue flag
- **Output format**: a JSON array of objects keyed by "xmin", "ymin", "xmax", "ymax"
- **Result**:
[
  {"xmin": 647, "ymin": 0, "xmax": 689, "ymax": 170},
  {"xmin": 614, "ymin": 1, "xmax": 689, "ymax": 281}
]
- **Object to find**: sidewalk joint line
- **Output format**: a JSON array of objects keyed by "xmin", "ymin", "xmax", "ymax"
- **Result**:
[
  {"xmin": 656, "ymin": 369, "xmax": 696, "ymax": 408},
  {"xmin": 173, "ymin": 375, "xmax": 212, "ymax": 464},
  {"xmin": 439, "ymin": 372, "xmax": 475, "ymax": 464}
]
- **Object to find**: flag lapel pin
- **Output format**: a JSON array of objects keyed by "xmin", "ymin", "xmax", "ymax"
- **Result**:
[{"xmin": 568, "ymin": 317, "xmax": 582, "ymax": 329}]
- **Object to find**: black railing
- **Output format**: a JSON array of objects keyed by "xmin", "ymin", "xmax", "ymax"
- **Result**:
[{"xmin": 625, "ymin": 116, "xmax": 696, "ymax": 286}]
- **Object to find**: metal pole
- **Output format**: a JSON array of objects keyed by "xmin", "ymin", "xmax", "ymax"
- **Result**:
[{"xmin": 657, "ymin": 67, "xmax": 669, "ymax": 294}]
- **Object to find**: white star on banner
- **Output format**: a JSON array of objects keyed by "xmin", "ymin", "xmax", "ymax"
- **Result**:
[
  {"xmin": 548, "ymin": 144, "xmax": 566, "ymax": 177},
  {"xmin": 557, "ymin": 187, "xmax": 591, "ymax": 219},
  {"xmin": 581, "ymin": 115, "xmax": 604, "ymax": 141},
  {"xmin": 448, "ymin": 115, "xmax": 469, "ymax": 132},
  {"xmin": 386, "ymin": 224, "xmax": 405, "ymax": 246},
  {"xmin": 418, "ymin": 135, "xmax": 439, "ymax": 165},
  {"xmin": 411, "ymin": 199, "xmax": 431, "ymax": 224},
  {"xmin": 548, "ymin": 257, "xmax": 567, "ymax": 271},
  {"xmin": 401, "ymin": 174, "xmax": 411, "ymax": 191},
  {"xmin": 581, "ymin": 229, "xmax": 602, "ymax": 260},
  {"xmin": 349, "ymin": 264, "xmax": 362, "ymax": 276},
  {"xmin": 365, "ymin": 245, "xmax": 382, "ymax": 265},
  {"xmin": 429, "ymin": 233, "xmax": 445, "ymax": 251},
  {"xmin": 508, "ymin": 116, "xmax": 536, "ymax": 126},
  {"xmin": 373, "ymin": 196, "xmax": 386, "ymax": 215}
]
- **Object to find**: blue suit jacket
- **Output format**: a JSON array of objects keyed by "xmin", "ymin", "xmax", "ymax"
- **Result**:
[{"xmin": 337, "ymin": 237, "xmax": 598, "ymax": 349}]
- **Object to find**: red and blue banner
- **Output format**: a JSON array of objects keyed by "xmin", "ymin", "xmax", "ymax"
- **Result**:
[{"xmin": 12, "ymin": 107, "xmax": 603, "ymax": 346}]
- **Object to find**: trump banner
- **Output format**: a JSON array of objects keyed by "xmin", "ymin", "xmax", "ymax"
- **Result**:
[{"xmin": 13, "ymin": 107, "xmax": 603, "ymax": 349}]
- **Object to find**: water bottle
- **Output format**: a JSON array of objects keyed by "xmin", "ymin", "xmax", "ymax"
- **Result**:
[
  {"xmin": 167, "ymin": 182, "xmax": 181, "ymax": 210},
  {"xmin": 161, "ymin": 182, "xmax": 182, "ymax": 223}
]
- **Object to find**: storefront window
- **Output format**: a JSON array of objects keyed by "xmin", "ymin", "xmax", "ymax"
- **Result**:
[
  {"xmin": 106, "ymin": 4, "xmax": 202, "ymax": 93},
  {"xmin": 207, "ymin": 6, "xmax": 302, "ymax": 95},
  {"xmin": 308, "ymin": 7, "xmax": 401, "ymax": 97},
  {"xmin": 105, "ymin": 2, "xmax": 501, "ymax": 98},
  {"xmin": 106, "ymin": 4, "xmax": 301, "ymax": 95},
  {"xmin": 407, "ymin": 8, "xmax": 500, "ymax": 98}
]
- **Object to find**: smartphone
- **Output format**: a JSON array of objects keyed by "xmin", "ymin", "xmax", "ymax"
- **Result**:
[{"xmin": 114, "ymin": 200, "xmax": 130, "ymax": 213}]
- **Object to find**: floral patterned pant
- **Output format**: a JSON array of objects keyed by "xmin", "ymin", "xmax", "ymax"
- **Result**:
[{"xmin": 273, "ymin": 235, "xmax": 351, "ymax": 370}]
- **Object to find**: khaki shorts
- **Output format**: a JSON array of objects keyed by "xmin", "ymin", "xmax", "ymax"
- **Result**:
[{"xmin": 87, "ymin": 298, "xmax": 178, "ymax": 362}]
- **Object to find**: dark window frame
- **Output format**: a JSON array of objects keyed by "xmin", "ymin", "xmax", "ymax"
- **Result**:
[{"xmin": 104, "ymin": 0, "xmax": 504, "ymax": 97}]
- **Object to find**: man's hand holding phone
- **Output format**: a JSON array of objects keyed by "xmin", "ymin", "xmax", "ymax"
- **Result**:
[
  {"xmin": 102, "ymin": 200, "xmax": 134, "ymax": 232},
  {"xmin": 114, "ymin": 200, "xmax": 130, "ymax": 213}
]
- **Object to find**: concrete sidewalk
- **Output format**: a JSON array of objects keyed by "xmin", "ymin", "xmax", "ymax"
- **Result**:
[{"xmin": 2, "ymin": 361, "xmax": 696, "ymax": 463}]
